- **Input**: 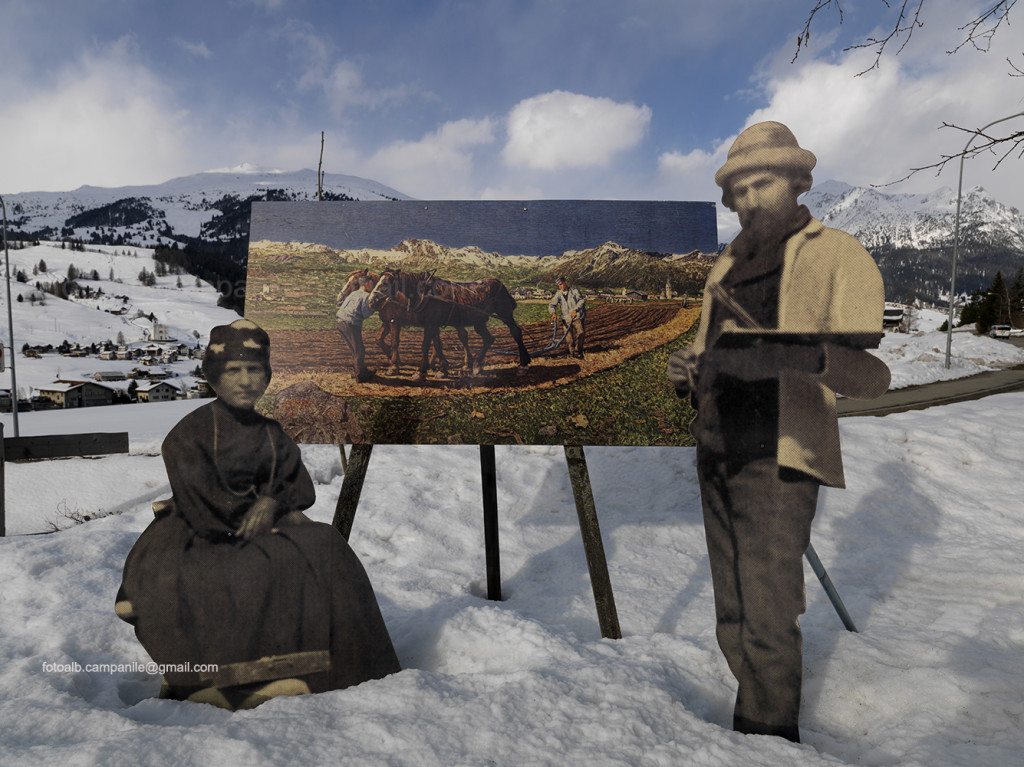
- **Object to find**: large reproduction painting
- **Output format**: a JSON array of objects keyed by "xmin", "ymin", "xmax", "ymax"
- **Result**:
[{"xmin": 244, "ymin": 200, "xmax": 718, "ymax": 446}]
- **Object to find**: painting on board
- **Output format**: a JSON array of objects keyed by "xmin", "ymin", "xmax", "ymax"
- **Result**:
[{"xmin": 244, "ymin": 200, "xmax": 718, "ymax": 446}]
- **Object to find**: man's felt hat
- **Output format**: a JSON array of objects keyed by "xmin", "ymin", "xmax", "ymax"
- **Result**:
[{"xmin": 714, "ymin": 121, "xmax": 816, "ymax": 190}]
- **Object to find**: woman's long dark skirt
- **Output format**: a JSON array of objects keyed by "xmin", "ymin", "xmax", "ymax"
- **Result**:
[{"xmin": 119, "ymin": 511, "xmax": 400, "ymax": 701}]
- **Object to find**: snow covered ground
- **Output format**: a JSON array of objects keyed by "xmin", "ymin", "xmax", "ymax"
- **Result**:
[
  {"xmin": 2, "ymin": 310, "xmax": 1023, "ymax": 764},
  {"xmin": 1, "ymin": 242, "xmax": 240, "ymax": 401},
  {"xmin": 873, "ymin": 307, "xmax": 1024, "ymax": 389}
]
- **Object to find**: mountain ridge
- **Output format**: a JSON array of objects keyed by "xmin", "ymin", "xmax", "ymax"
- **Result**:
[
  {"xmin": 5, "ymin": 169, "xmax": 1024, "ymax": 303},
  {"xmin": 801, "ymin": 179, "xmax": 1024, "ymax": 301},
  {"xmin": 248, "ymin": 237, "xmax": 714, "ymax": 294},
  {"xmin": 3, "ymin": 168, "xmax": 410, "ymax": 247}
]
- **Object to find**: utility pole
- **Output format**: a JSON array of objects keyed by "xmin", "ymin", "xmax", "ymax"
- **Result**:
[
  {"xmin": 0, "ymin": 195, "xmax": 19, "ymax": 436},
  {"xmin": 946, "ymin": 111, "xmax": 1024, "ymax": 368}
]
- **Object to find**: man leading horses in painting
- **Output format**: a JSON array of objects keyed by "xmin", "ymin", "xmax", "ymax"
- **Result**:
[{"xmin": 336, "ymin": 274, "xmax": 376, "ymax": 383}]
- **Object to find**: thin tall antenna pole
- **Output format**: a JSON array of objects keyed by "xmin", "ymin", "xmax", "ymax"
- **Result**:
[{"xmin": 317, "ymin": 131, "xmax": 325, "ymax": 201}]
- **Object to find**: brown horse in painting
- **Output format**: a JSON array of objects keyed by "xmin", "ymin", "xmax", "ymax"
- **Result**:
[
  {"xmin": 369, "ymin": 269, "xmax": 531, "ymax": 380},
  {"xmin": 337, "ymin": 268, "xmax": 453, "ymax": 375}
]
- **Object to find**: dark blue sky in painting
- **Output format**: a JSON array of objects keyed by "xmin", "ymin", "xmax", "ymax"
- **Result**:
[{"xmin": 251, "ymin": 200, "xmax": 718, "ymax": 257}]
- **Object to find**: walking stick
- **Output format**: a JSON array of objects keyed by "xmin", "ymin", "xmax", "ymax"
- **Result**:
[
  {"xmin": 709, "ymin": 284, "xmax": 862, "ymax": 632},
  {"xmin": 805, "ymin": 543, "xmax": 858, "ymax": 632}
]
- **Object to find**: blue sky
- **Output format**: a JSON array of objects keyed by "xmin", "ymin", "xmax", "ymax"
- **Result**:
[{"xmin": 0, "ymin": 0, "xmax": 1020, "ymax": 230}]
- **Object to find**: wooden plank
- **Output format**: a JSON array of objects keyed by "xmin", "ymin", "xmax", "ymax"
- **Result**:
[
  {"xmin": 169, "ymin": 650, "xmax": 331, "ymax": 688},
  {"xmin": 564, "ymin": 445, "xmax": 622, "ymax": 639},
  {"xmin": 3, "ymin": 432, "xmax": 129, "ymax": 462}
]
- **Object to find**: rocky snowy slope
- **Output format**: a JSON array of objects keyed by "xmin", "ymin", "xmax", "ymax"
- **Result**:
[{"xmin": 803, "ymin": 181, "xmax": 1024, "ymax": 302}]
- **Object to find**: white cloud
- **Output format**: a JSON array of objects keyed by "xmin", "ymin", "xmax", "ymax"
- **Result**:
[
  {"xmin": 320, "ymin": 60, "xmax": 419, "ymax": 120},
  {"xmin": 361, "ymin": 118, "xmax": 497, "ymax": 198},
  {"xmin": 284, "ymin": 24, "xmax": 418, "ymax": 121},
  {"xmin": 737, "ymin": 0, "xmax": 1024, "ymax": 207},
  {"xmin": 0, "ymin": 37, "xmax": 198, "ymax": 192},
  {"xmin": 234, "ymin": 0, "xmax": 286, "ymax": 10},
  {"xmin": 174, "ymin": 38, "xmax": 212, "ymax": 60},
  {"xmin": 502, "ymin": 91, "xmax": 651, "ymax": 170}
]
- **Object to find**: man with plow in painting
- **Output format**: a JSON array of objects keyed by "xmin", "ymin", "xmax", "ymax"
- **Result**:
[{"xmin": 549, "ymin": 275, "xmax": 587, "ymax": 359}]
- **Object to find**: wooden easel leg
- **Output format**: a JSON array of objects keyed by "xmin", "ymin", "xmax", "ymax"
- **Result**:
[
  {"xmin": 480, "ymin": 445, "xmax": 502, "ymax": 601},
  {"xmin": 1, "ymin": 423, "xmax": 6, "ymax": 537},
  {"xmin": 332, "ymin": 443, "xmax": 373, "ymax": 540},
  {"xmin": 564, "ymin": 445, "xmax": 622, "ymax": 639}
]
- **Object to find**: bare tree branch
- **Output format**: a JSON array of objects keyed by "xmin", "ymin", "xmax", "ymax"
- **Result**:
[
  {"xmin": 845, "ymin": 0, "xmax": 926, "ymax": 76},
  {"xmin": 796, "ymin": 1, "xmax": 1019, "ymax": 74},
  {"xmin": 949, "ymin": 0, "xmax": 1017, "ymax": 54},
  {"xmin": 795, "ymin": 1, "xmax": 1024, "ymax": 178},
  {"xmin": 792, "ymin": 0, "xmax": 845, "ymax": 63},
  {"xmin": 871, "ymin": 123, "xmax": 1024, "ymax": 188}
]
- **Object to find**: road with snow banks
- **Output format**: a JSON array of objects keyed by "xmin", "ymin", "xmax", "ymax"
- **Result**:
[{"xmin": 839, "ymin": 336, "xmax": 1024, "ymax": 417}]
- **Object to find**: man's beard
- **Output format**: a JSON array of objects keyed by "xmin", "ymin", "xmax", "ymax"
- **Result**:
[{"xmin": 740, "ymin": 206, "xmax": 792, "ymax": 243}]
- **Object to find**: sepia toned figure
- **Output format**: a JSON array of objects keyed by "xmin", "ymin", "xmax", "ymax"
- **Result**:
[
  {"xmin": 667, "ymin": 122, "xmax": 890, "ymax": 742},
  {"xmin": 116, "ymin": 319, "xmax": 399, "ymax": 709},
  {"xmin": 548, "ymin": 275, "xmax": 587, "ymax": 359}
]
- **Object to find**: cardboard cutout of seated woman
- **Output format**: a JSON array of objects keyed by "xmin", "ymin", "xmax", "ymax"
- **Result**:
[{"xmin": 116, "ymin": 319, "xmax": 400, "ymax": 710}]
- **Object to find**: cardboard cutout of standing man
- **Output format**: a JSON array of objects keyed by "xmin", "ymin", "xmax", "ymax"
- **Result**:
[{"xmin": 668, "ymin": 122, "xmax": 891, "ymax": 742}]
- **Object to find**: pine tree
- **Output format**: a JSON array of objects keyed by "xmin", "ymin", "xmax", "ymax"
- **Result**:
[{"xmin": 1008, "ymin": 267, "xmax": 1024, "ymax": 328}]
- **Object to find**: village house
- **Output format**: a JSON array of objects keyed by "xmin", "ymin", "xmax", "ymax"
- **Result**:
[
  {"xmin": 135, "ymin": 380, "xmax": 180, "ymax": 403},
  {"xmin": 884, "ymin": 304, "xmax": 910, "ymax": 333},
  {"xmin": 93, "ymin": 371, "xmax": 127, "ymax": 382},
  {"xmin": 36, "ymin": 380, "xmax": 116, "ymax": 409}
]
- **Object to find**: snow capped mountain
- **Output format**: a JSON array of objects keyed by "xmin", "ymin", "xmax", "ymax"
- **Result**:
[
  {"xmin": 3, "ymin": 168, "xmax": 411, "ymax": 247},
  {"xmin": 800, "ymin": 180, "xmax": 1024, "ymax": 301},
  {"xmin": 248, "ymin": 238, "xmax": 713, "ymax": 294},
  {"xmin": 804, "ymin": 180, "xmax": 1024, "ymax": 253},
  {"xmin": 5, "ymin": 168, "xmax": 1023, "ymax": 305}
]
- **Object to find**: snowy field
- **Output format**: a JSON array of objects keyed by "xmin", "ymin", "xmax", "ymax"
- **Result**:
[
  {"xmin": 2, "ymin": 342, "xmax": 1024, "ymax": 764},
  {"xmin": 873, "ymin": 308, "xmax": 1024, "ymax": 389}
]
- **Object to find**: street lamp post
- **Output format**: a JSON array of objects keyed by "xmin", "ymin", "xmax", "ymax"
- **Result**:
[
  {"xmin": 0, "ymin": 195, "xmax": 19, "ymax": 436},
  {"xmin": 945, "ymin": 111, "xmax": 1024, "ymax": 369}
]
